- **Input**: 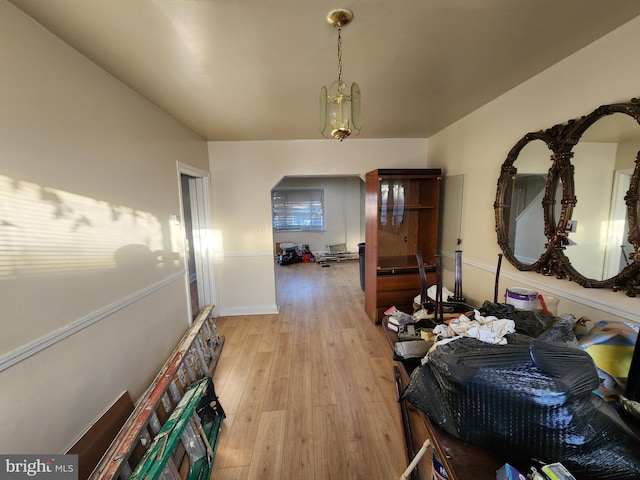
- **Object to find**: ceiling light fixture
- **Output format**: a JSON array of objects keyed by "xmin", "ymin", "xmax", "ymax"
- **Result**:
[{"xmin": 320, "ymin": 9, "xmax": 361, "ymax": 141}]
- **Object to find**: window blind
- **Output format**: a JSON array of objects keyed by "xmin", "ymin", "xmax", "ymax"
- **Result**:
[{"xmin": 272, "ymin": 189, "xmax": 324, "ymax": 231}]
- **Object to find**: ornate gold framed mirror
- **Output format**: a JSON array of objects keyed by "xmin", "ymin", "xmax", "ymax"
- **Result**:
[
  {"xmin": 495, "ymin": 99, "xmax": 640, "ymax": 296},
  {"xmin": 495, "ymin": 131, "xmax": 556, "ymax": 271}
]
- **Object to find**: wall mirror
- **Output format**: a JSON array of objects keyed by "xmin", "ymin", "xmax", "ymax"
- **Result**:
[
  {"xmin": 495, "ymin": 136, "xmax": 554, "ymax": 269},
  {"xmin": 495, "ymin": 99, "xmax": 640, "ymax": 296}
]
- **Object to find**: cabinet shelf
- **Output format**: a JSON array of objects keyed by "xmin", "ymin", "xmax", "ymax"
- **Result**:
[
  {"xmin": 377, "ymin": 204, "xmax": 437, "ymax": 210},
  {"xmin": 377, "ymin": 255, "xmax": 436, "ymax": 272}
]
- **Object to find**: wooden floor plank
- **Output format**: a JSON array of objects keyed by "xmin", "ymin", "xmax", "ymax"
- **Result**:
[
  {"xmin": 317, "ymin": 308, "xmax": 348, "ymax": 361},
  {"xmin": 246, "ymin": 410, "xmax": 287, "ymax": 480},
  {"xmin": 257, "ymin": 314, "xmax": 281, "ymax": 353},
  {"xmin": 211, "ymin": 353, "xmax": 235, "ymax": 392},
  {"xmin": 261, "ymin": 333, "xmax": 293, "ymax": 412},
  {"xmin": 340, "ymin": 327, "xmax": 386, "ymax": 404},
  {"xmin": 338, "ymin": 401, "xmax": 382, "ymax": 480},
  {"xmin": 216, "ymin": 333, "xmax": 263, "ymax": 416},
  {"xmin": 215, "ymin": 350, "xmax": 274, "ymax": 468},
  {"xmin": 309, "ymin": 332, "xmax": 338, "ymax": 407},
  {"xmin": 211, "ymin": 466, "xmax": 250, "ymax": 480},
  {"xmin": 312, "ymin": 404, "xmax": 348, "ymax": 480},
  {"xmin": 360, "ymin": 400, "xmax": 409, "ymax": 479},
  {"xmin": 212, "ymin": 413, "xmax": 236, "ymax": 474},
  {"xmin": 368, "ymin": 355, "xmax": 404, "ymax": 410},
  {"xmin": 281, "ymin": 399, "xmax": 315, "ymax": 480},
  {"xmin": 329, "ymin": 357, "xmax": 361, "ymax": 406}
]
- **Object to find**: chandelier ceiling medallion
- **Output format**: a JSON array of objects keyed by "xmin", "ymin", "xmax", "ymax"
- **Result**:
[{"xmin": 320, "ymin": 9, "xmax": 361, "ymax": 141}]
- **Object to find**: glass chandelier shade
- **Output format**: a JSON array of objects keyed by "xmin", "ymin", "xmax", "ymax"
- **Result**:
[
  {"xmin": 319, "ymin": 10, "xmax": 361, "ymax": 141},
  {"xmin": 320, "ymin": 80, "xmax": 361, "ymax": 141}
]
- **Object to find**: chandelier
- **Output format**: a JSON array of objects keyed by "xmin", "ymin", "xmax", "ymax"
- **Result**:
[{"xmin": 320, "ymin": 9, "xmax": 361, "ymax": 141}]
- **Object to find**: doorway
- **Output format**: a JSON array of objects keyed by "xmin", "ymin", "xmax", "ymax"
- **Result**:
[
  {"xmin": 603, "ymin": 169, "xmax": 633, "ymax": 279},
  {"xmin": 271, "ymin": 175, "xmax": 365, "ymax": 307},
  {"xmin": 178, "ymin": 163, "xmax": 217, "ymax": 322},
  {"xmin": 181, "ymin": 174, "xmax": 199, "ymax": 319}
]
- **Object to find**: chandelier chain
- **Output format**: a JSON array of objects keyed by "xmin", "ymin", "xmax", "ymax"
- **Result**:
[{"xmin": 337, "ymin": 27, "xmax": 343, "ymax": 82}]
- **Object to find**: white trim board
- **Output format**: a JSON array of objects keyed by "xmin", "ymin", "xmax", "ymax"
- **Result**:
[
  {"xmin": 0, "ymin": 271, "xmax": 185, "ymax": 372},
  {"xmin": 463, "ymin": 257, "xmax": 640, "ymax": 322}
]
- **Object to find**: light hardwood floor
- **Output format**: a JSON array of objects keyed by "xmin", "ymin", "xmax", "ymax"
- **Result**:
[{"xmin": 211, "ymin": 260, "xmax": 408, "ymax": 480}]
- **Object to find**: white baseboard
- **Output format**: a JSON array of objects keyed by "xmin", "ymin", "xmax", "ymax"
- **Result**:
[{"xmin": 217, "ymin": 304, "xmax": 280, "ymax": 316}]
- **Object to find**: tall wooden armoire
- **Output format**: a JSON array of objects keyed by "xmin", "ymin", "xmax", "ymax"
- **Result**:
[{"xmin": 364, "ymin": 169, "xmax": 442, "ymax": 323}]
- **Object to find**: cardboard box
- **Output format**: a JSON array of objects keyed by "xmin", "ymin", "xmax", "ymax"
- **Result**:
[{"xmin": 496, "ymin": 463, "xmax": 526, "ymax": 480}]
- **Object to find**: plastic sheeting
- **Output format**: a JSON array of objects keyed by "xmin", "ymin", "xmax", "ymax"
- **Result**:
[{"xmin": 401, "ymin": 307, "xmax": 640, "ymax": 480}]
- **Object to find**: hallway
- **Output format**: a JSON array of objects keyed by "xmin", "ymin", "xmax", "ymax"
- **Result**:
[{"xmin": 211, "ymin": 260, "xmax": 407, "ymax": 479}]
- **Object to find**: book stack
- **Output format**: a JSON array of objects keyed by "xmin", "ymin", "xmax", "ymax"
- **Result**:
[{"xmin": 384, "ymin": 306, "xmax": 414, "ymax": 333}]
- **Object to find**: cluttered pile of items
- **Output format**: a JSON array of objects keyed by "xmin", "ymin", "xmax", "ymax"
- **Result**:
[
  {"xmin": 314, "ymin": 243, "xmax": 359, "ymax": 264},
  {"xmin": 277, "ymin": 242, "xmax": 314, "ymax": 265},
  {"xmin": 278, "ymin": 242, "xmax": 359, "ymax": 266},
  {"xmin": 388, "ymin": 252, "xmax": 640, "ymax": 480}
]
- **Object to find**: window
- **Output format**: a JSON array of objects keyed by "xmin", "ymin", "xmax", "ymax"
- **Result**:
[{"xmin": 272, "ymin": 189, "xmax": 324, "ymax": 231}]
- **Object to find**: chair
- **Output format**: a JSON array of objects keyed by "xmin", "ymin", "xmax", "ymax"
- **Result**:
[{"xmin": 415, "ymin": 251, "xmax": 437, "ymax": 317}]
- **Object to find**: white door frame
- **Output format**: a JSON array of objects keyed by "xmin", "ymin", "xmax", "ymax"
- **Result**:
[
  {"xmin": 177, "ymin": 162, "xmax": 217, "ymax": 322},
  {"xmin": 603, "ymin": 169, "xmax": 633, "ymax": 279}
]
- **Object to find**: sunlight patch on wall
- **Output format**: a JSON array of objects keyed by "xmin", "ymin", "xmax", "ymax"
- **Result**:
[
  {"xmin": 210, "ymin": 229, "xmax": 224, "ymax": 258},
  {"xmin": 0, "ymin": 174, "xmax": 166, "ymax": 277}
]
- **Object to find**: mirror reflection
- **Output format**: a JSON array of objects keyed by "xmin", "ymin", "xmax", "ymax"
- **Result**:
[
  {"xmin": 567, "ymin": 113, "xmax": 639, "ymax": 281},
  {"xmin": 506, "ymin": 139, "xmax": 551, "ymax": 265},
  {"xmin": 439, "ymin": 174, "xmax": 464, "ymax": 256}
]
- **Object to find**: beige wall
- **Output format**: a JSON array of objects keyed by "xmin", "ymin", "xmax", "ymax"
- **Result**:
[
  {"xmin": 208, "ymin": 139, "xmax": 428, "ymax": 314},
  {"xmin": 0, "ymin": 1, "xmax": 209, "ymax": 453},
  {"xmin": 428, "ymin": 15, "xmax": 640, "ymax": 323}
]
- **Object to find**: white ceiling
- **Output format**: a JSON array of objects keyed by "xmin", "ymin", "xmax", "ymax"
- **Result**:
[{"xmin": 9, "ymin": 0, "xmax": 640, "ymax": 141}]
